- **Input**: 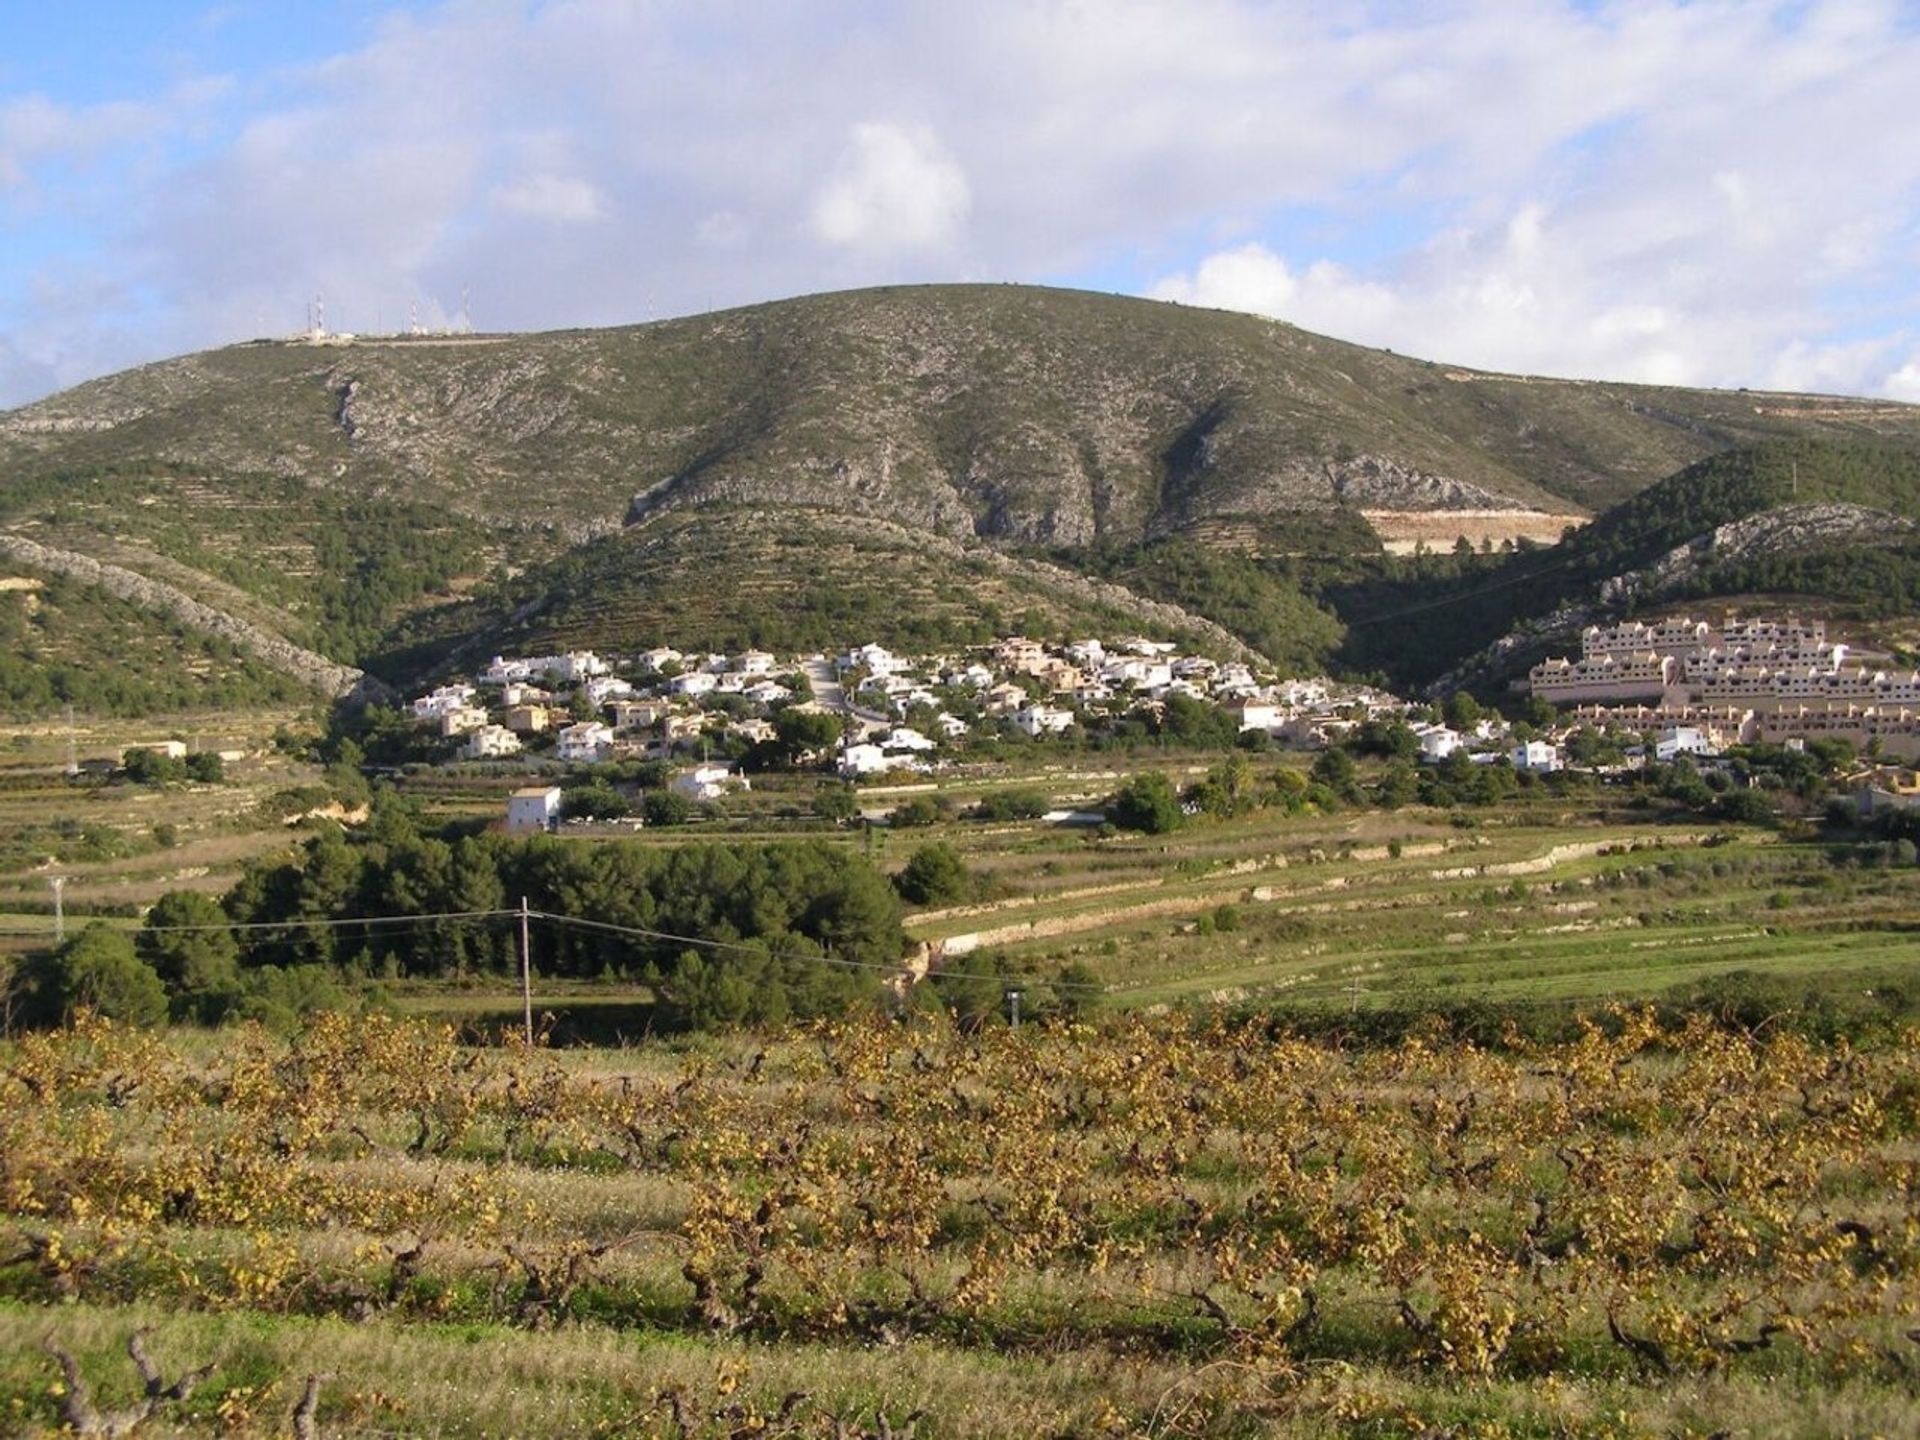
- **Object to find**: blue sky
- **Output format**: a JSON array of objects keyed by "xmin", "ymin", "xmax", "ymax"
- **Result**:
[{"xmin": 3, "ymin": 0, "xmax": 1918, "ymax": 407}]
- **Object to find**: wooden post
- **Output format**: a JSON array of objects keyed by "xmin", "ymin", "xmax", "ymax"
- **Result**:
[{"xmin": 519, "ymin": 896, "xmax": 533, "ymax": 1045}]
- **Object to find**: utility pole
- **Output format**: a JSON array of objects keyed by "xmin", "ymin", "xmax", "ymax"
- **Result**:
[
  {"xmin": 49, "ymin": 876, "xmax": 66, "ymax": 944},
  {"xmin": 64, "ymin": 704, "xmax": 77, "ymax": 778},
  {"xmin": 1005, "ymin": 987, "xmax": 1024, "ymax": 1031},
  {"xmin": 1346, "ymin": 973, "xmax": 1365, "ymax": 1016},
  {"xmin": 518, "ymin": 896, "xmax": 534, "ymax": 1045}
]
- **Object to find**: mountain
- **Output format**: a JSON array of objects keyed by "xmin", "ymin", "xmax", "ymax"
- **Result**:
[{"xmin": 4, "ymin": 284, "xmax": 1920, "ymax": 712}]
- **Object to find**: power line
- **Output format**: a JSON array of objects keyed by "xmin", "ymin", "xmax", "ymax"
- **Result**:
[{"xmin": 1, "ymin": 905, "xmax": 1108, "ymax": 993}]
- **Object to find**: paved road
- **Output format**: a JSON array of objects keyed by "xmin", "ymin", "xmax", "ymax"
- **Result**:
[{"xmin": 802, "ymin": 657, "xmax": 892, "ymax": 729}]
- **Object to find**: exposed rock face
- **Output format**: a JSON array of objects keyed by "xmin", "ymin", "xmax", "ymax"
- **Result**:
[
  {"xmin": 0, "ymin": 534, "xmax": 386, "ymax": 702},
  {"xmin": 1328, "ymin": 455, "xmax": 1520, "ymax": 512},
  {"xmin": 1600, "ymin": 502, "xmax": 1916, "ymax": 606}
]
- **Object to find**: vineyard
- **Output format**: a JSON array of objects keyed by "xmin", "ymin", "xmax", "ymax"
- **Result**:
[{"xmin": 4, "ymin": 1010, "xmax": 1918, "ymax": 1437}]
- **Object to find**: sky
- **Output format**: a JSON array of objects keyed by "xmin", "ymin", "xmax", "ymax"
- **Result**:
[{"xmin": 2, "ymin": 0, "xmax": 1918, "ymax": 409}]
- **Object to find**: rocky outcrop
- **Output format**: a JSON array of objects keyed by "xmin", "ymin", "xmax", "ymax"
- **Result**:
[
  {"xmin": 1328, "ymin": 454, "xmax": 1520, "ymax": 512},
  {"xmin": 0, "ymin": 533, "xmax": 387, "ymax": 702},
  {"xmin": 1600, "ymin": 502, "xmax": 1916, "ymax": 607}
]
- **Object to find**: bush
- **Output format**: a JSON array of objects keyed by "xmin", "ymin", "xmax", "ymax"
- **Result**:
[
  {"xmin": 972, "ymin": 788, "xmax": 1049, "ymax": 822},
  {"xmin": 889, "ymin": 795, "xmax": 943, "ymax": 828},
  {"xmin": 643, "ymin": 790, "xmax": 693, "ymax": 827}
]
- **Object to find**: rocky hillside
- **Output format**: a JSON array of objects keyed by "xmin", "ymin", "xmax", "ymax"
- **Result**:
[{"xmin": 9, "ymin": 286, "xmax": 1920, "ymax": 547}]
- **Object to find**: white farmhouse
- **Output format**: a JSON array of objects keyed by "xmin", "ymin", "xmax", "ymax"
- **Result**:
[
  {"xmin": 505, "ymin": 785, "xmax": 563, "ymax": 833},
  {"xmin": 1417, "ymin": 726, "xmax": 1466, "ymax": 762}
]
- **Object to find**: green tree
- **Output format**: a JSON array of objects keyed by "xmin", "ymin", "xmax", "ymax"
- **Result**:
[
  {"xmin": 644, "ymin": 790, "xmax": 694, "ymax": 827},
  {"xmin": 122, "ymin": 748, "xmax": 186, "ymax": 785},
  {"xmin": 894, "ymin": 842, "xmax": 972, "ymax": 906},
  {"xmin": 51, "ymin": 924, "xmax": 168, "ymax": 1025},
  {"xmin": 811, "ymin": 783, "xmax": 860, "ymax": 823},
  {"xmin": 1444, "ymin": 691, "xmax": 1484, "ymax": 732},
  {"xmin": 1109, "ymin": 771, "xmax": 1183, "ymax": 833},
  {"xmin": 139, "ymin": 891, "xmax": 242, "ymax": 1022},
  {"xmin": 185, "ymin": 751, "xmax": 226, "ymax": 783}
]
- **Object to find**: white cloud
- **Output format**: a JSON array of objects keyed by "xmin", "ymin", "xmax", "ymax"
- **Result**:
[
  {"xmin": 809, "ymin": 122, "xmax": 970, "ymax": 255},
  {"xmin": 2, "ymin": 0, "xmax": 1920, "ymax": 408},
  {"xmin": 1884, "ymin": 358, "xmax": 1920, "ymax": 405},
  {"xmin": 490, "ymin": 173, "xmax": 605, "ymax": 223}
]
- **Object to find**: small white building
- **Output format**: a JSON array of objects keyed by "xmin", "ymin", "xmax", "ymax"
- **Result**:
[
  {"xmin": 638, "ymin": 647, "xmax": 683, "ymax": 672},
  {"xmin": 1418, "ymin": 726, "xmax": 1466, "ymax": 761},
  {"xmin": 671, "ymin": 672, "xmax": 719, "ymax": 697},
  {"xmin": 1510, "ymin": 739, "xmax": 1563, "ymax": 773},
  {"xmin": 933, "ymin": 712, "xmax": 970, "ymax": 739},
  {"xmin": 883, "ymin": 726, "xmax": 937, "ymax": 753},
  {"xmin": 464, "ymin": 725, "xmax": 523, "ymax": 759},
  {"xmin": 734, "ymin": 650, "xmax": 777, "ymax": 676},
  {"xmin": 506, "ymin": 785, "xmax": 563, "ymax": 833},
  {"xmin": 556, "ymin": 721, "xmax": 614, "ymax": 763}
]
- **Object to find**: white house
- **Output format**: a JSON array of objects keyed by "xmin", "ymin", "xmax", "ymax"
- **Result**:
[
  {"xmin": 883, "ymin": 726, "xmax": 937, "ymax": 753},
  {"xmin": 838, "ymin": 743, "xmax": 896, "ymax": 777},
  {"xmin": 1510, "ymin": 739, "xmax": 1563, "ymax": 772},
  {"xmin": 638, "ymin": 647, "xmax": 683, "ymax": 672},
  {"xmin": 671, "ymin": 672, "xmax": 719, "ymax": 697},
  {"xmin": 1418, "ymin": 726, "xmax": 1466, "ymax": 761},
  {"xmin": 505, "ymin": 785, "xmax": 563, "ymax": 833},
  {"xmin": 1656, "ymin": 726, "xmax": 1716, "ymax": 762},
  {"xmin": 733, "ymin": 650, "xmax": 777, "ymax": 676},
  {"xmin": 948, "ymin": 663, "xmax": 996, "ymax": 690},
  {"xmin": 550, "ymin": 651, "xmax": 609, "ymax": 683},
  {"xmin": 841, "ymin": 643, "xmax": 905, "ymax": 677},
  {"xmin": 412, "ymin": 684, "xmax": 476, "ymax": 721},
  {"xmin": 481, "ymin": 656, "xmax": 537, "ymax": 685},
  {"xmin": 933, "ymin": 712, "xmax": 970, "ymax": 739},
  {"xmin": 556, "ymin": 721, "xmax": 614, "ymax": 763},
  {"xmin": 743, "ymin": 680, "xmax": 792, "ymax": 706},
  {"xmin": 1224, "ymin": 699, "xmax": 1282, "ymax": 732},
  {"xmin": 583, "ymin": 676, "xmax": 634, "ymax": 705},
  {"xmin": 671, "ymin": 763, "xmax": 748, "ymax": 802},
  {"xmin": 464, "ymin": 725, "xmax": 523, "ymax": 759},
  {"xmin": 1011, "ymin": 704, "xmax": 1076, "ymax": 737}
]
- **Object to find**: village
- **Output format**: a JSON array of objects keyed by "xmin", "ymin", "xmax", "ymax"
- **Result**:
[
  {"xmin": 385, "ymin": 618, "xmax": 1920, "ymax": 834},
  {"xmin": 1528, "ymin": 615, "xmax": 1920, "ymax": 763}
]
